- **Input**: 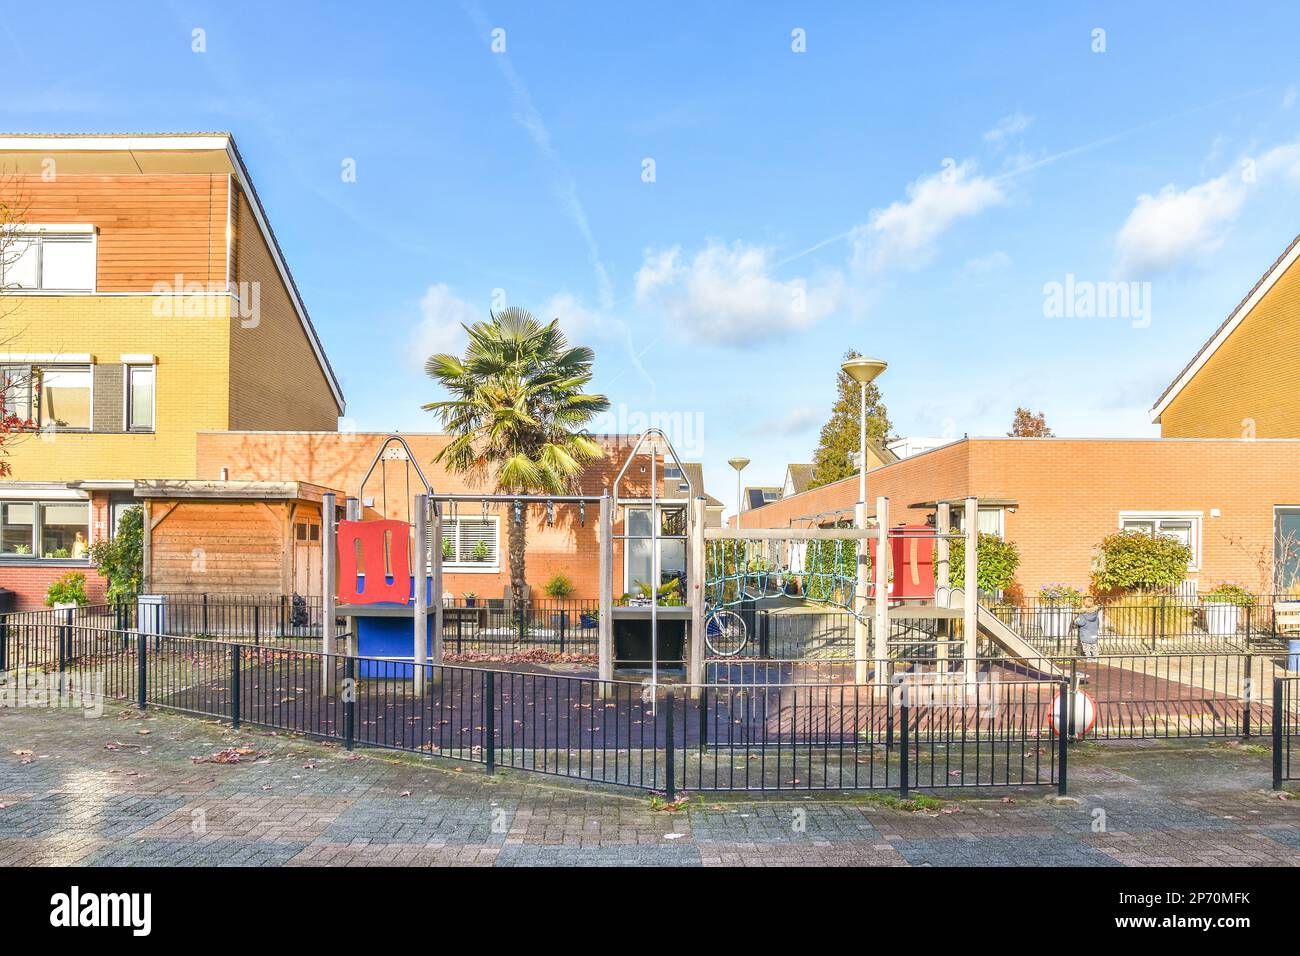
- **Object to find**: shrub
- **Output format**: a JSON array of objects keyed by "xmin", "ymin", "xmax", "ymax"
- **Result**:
[
  {"xmin": 1105, "ymin": 592, "xmax": 1195, "ymax": 638},
  {"xmin": 1039, "ymin": 583, "xmax": 1084, "ymax": 608},
  {"xmin": 45, "ymin": 571, "xmax": 89, "ymax": 608},
  {"xmin": 543, "ymin": 571, "xmax": 575, "ymax": 599},
  {"xmin": 942, "ymin": 533, "xmax": 1020, "ymax": 594},
  {"xmin": 89, "ymin": 505, "xmax": 143, "ymax": 604},
  {"xmin": 1204, "ymin": 582, "xmax": 1256, "ymax": 607},
  {"xmin": 1091, "ymin": 530, "xmax": 1191, "ymax": 593}
]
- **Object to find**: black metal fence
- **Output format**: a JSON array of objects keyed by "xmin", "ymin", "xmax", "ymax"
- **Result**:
[
  {"xmin": 0, "ymin": 622, "xmax": 1063, "ymax": 797},
  {"xmin": 1274, "ymin": 677, "xmax": 1300, "ymax": 789},
  {"xmin": 987, "ymin": 594, "xmax": 1296, "ymax": 654}
]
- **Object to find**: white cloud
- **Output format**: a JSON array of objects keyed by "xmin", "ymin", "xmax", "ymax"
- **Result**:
[
  {"xmin": 541, "ymin": 291, "xmax": 621, "ymax": 342},
  {"xmin": 851, "ymin": 161, "xmax": 1005, "ymax": 273},
  {"xmin": 1113, "ymin": 174, "xmax": 1245, "ymax": 278},
  {"xmin": 412, "ymin": 283, "xmax": 479, "ymax": 365},
  {"xmin": 634, "ymin": 241, "xmax": 846, "ymax": 346},
  {"xmin": 964, "ymin": 250, "xmax": 1012, "ymax": 274},
  {"xmin": 1114, "ymin": 137, "xmax": 1300, "ymax": 278},
  {"xmin": 984, "ymin": 112, "xmax": 1034, "ymax": 145},
  {"xmin": 767, "ymin": 405, "xmax": 822, "ymax": 436}
]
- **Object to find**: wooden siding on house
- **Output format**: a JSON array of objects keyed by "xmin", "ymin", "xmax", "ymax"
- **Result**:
[{"xmin": 9, "ymin": 174, "xmax": 229, "ymax": 290}]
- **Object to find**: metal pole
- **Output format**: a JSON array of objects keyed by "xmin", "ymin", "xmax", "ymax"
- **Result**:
[
  {"xmin": 963, "ymin": 496, "xmax": 978, "ymax": 682},
  {"xmin": 1272, "ymin": 678, "xmax": 1284, "ymax": 790},
  {"xmin": 688, "ymin": 495, "xmax": 706, "ymax": 695},
  {"xmin": 1058, "ymin": 680, "xmax": 1070, "ymax": 795},
  {"xmin": 598, "ymin": 494, "xmax": 613, "ymax": 689},
  {"xmin": 431, "ymin": 501, "xmax": 443, "ymax": 678},
  {"xmin": 230, "ymin": 644, "xmax": 241, "ymax": 730},
  {"xmin": 650, "ymin": 446, "xmax": 659, "ymax": 697},
  {"xmin": 854, "ymin": 501, "xmax": 870, "ymax": 685},
  {"xmin": 875, "ymin": 496, "xmax": 890, "ymax": 686},
  {"xmin": 936, "ymin": 501, "xmax": 951, "ymax": 664},
  {"xmin": 413, "ymin": 493, "xmax": 428, "ymax": 697},
  {"xmin": 321, "ymin": 492, "xmax": 338, "ymax": 694},
  {"xmin": 858, "ymin": 380, "xmax": 867, "ymax": 505}
]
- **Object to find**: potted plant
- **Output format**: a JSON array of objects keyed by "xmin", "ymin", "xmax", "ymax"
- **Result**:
[
  {"xmin": 442, "ymin": 538, "xmax": 454, "ymax": 561},
  {"xmin": 463, "ymin": 591, "xmax": 477, "ymax": 608},
  {"xmin": 471, "ymin": 539, "xmax": 490, "ymax": 562},
  {"xmin": 1037, "ymin": 584, "xmax": 1083, "ymax": 638},
  {"xmin": 544, "ymin": 572, "xmax": 575, "ymax": 629},
  {"xmin": 1202, "ymin": 582, "xmax": 1254, "ymax": 636},
  {"xmin": 45, "ymin": 571, "xmax": 89, "ymax": 610}
]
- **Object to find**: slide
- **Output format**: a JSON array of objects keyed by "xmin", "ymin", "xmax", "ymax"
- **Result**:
[{"xmin": 943, "ymin": 588, "xmax": 1064, "ymax": 678}]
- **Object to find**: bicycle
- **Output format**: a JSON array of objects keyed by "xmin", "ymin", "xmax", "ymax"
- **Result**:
[{"xmin": 703, "ymin": 604, "xmax": 748, "ymax": 657}]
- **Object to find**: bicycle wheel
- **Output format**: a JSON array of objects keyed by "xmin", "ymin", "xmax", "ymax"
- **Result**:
[{"xmin": 704, "ymin": 609, "xmax": 748, "ymax": 657}]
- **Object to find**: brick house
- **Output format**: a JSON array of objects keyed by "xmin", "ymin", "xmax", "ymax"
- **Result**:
[
  {"xmin": 737, "ymin": 231, "xmax": 1300, "ymax": 597},
  {"xmin": 0, "ymin": 133, "xmax": 344, "ymax": 608}
]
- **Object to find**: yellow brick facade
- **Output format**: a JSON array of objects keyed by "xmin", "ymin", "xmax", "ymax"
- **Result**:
[
  {"xmin": 228, "ymin": 191, "xmax": 341, "ymax": 431},
  {"xmin": 1, "ymin": 295, "xmax": 231, "ymax": 480},
  {"xmin": 1159, "ymin": 242, "xmax": 1300, "ymax": 438}
]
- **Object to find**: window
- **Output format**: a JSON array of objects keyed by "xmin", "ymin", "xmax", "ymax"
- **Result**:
[
  {"xmin": 1, "ymin": 364, "xmax": 92, "ymax": 430},
  {"xmin": 0, "ymin": 499, "xmax": 90, "ymax": 559},
  {"xmin": 127, "ymin": 365, "xmax": 154, "ymax": 430},
  {"xmin": 761, "ymin": 490, "xmax": 779, "ymax": 502},
  {"xmin": 1, "ymin": 231, "xmax": 95, "ymax": 291},
  {"xmin": 1275, "ymin": 507, "xmax": 1300, "ymax": 591},
  {"xmin": 437, "ymin": 517, "xmax": 500, "ymax": 570},
  {"xmin": 1119, "ymin": 512, "xmax": 1201, "ymax": 570},
  {"xmin": 624, "ymin": 505, "xmax": 687, "ymax": 595},
  {"xmin": 952, "ymin": 506, "xmax": 1005, "ymax": 537}
]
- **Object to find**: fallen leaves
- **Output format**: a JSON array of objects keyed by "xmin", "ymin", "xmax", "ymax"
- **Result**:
[{"xmin": 191, "ymin": 747, "xmax": 265, "ymax": 765}]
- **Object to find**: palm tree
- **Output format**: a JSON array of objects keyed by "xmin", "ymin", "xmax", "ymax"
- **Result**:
[{"xmin": 423, "ymin": 308, "xmax": 610, "ymax": 611}]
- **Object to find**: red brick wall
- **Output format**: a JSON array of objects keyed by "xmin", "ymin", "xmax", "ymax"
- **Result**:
[
  {"xmin": 0, "ymin": 491, "xmax": 111, "ymax": 611},
  {"xmin": 734, "ymin": 438, "xmax": 1300, "ymax": 596}
]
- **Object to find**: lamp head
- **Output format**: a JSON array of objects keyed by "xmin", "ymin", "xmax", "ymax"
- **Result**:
[
  {"xmin": 841, "ymin": 356, "xmax": 887, "ymax": 385},
  {"xmin": 727, "ymin": 457, "xmax": 750, "ymax": 472}
]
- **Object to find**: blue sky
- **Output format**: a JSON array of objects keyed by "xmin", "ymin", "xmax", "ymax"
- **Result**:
[{"xmin": 4, "ymin": 1, "xmax": 1300, "ymax": 515}]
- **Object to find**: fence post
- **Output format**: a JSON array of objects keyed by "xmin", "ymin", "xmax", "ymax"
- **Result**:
[
  {"xmin": 58, "ymin": 609, "xmax": 70, "ymax": 673},
  {"xmin": 280, "ymin": 595, "xmax": 287, "ymax": 636},
  {"xmin": 664, "ymin": 690, "xmax": 676, "ymax": 801},
  {"xmin": 203, "ymin": 593, "xmax": 209, "ymax": 634},
  {"xmin": 484, "ymin": 670, "xmax": 496, "ymax": 774},
  {"xmin": 0, "ymin": 617, "xmax": 7, "ymax": 672},
  {"xmin": 517, "ymin": 603, "xmax": 527, "ymax": 646},
  {"xmin": 559, "ymin": 604, "xmax": 567, "ymax": 654},
  {"xmin": 1059, "ymin": 680, "xmax": 1070, "ymax": 796},
  {"xmin": 344, "ymin": 657, "xmax": 356, "ymax": 751},
  {"xmin": 253, "ymin": 604, "xmax": 260, "ymax": 645},
  {"xmin": 1273, "ymin": 678, "xmax": 1284, "ymax": 791},
  {"xmin": 230, "ymin": 644, "xmax": 242, "ymax": 730},
  {"xmin": 1245, "ymin": 604, "xmax": 1253, "ymax": 648},
  {"xmin": 136, "ymin": 631, "xmax": 148, "ymax": 711},
  {"xmin": 899, "ymin": 687, "xmax": 910, "ymax": 797},
  {"xmin": 698, "ymin": 686, "xmax": 708, "ymax": 755},
  {"xmin": 1244, "ymin": 655, "xmax": 1253, "ymax": 738},
  {"xmin": 759, "ymin": 611, "xmax": 770, "ymax": 659}
]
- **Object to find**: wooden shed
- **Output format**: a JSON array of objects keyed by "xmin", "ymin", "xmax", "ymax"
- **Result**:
[{"xmin": 135, "ymin": 480, "xmax": 342, "ymax": 597}]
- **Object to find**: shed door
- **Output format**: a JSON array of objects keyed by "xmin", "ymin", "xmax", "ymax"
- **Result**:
[{"xmin": 293, "ymin": 519, "xmax": 322, "ymax": 597}]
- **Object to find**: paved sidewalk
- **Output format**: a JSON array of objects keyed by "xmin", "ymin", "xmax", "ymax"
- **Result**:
[{"xmin": 0, "ymin": 703, "xmax": 1295, "ymax": 866}]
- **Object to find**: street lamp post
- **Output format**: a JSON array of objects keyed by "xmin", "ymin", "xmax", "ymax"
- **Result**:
[
  {"xmin": 840, "ymin": 357, "xmax": 888, "ymax": 508},
  {"xmin": 727, "ymin": 457, "xmax": 750, "ymax": 526},
  {"xmin": 840, "ymin": 357, "xmax": 887, "ymax": 685}
]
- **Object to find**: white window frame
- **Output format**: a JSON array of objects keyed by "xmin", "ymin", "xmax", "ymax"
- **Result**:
[
  {"xmin": 437, "ymin": 515, "xmax": 501, "ymax": 573},
  {"xmin": 952, "ymin": 506, "xmax": 1005, "ymax": 537},
  {"xmin": 124, "ymin": 364, "xmax": 156, "ymax": 432},
  {"xmin": 2, "ymin": 363, "xmax": 94, "ymax": 432},
  {"xmin": 1274, "ymin": 505, "xmax": 1300, "ymax": 591},
  {"xmin": 0, "ymin": 225, "xmax": 97, "ymax": 293},
  {"xmin": 1118, "ymin": 510, "xmax": 1203, "ymax": 572}
]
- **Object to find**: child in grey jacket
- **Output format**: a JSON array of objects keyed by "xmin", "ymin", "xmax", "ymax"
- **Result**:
[{"xmin": 1074, "ymin": 597, "xmax": 1101, "ymax": 658}]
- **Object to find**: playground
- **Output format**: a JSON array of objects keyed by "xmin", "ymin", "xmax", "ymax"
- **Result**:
[{"xmin": 3, "ymin": 429, "xmax": 1298, "ymax": 798}]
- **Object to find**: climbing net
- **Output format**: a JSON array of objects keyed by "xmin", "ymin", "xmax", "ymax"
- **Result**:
[{"xmin": 704, "ymin": 537, "xmax": 866, "ymax": 617}]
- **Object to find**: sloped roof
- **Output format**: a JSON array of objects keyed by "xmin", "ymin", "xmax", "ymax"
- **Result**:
[
  {"xmin": 679, "ymin": 462, "xmax": 724, "ymax": 508},
  {"xmin": 1150, "ymin": 231, "xmax": 1300, "ymax": 422},
  {"xmin": 785, "ymin": 463, "xmax": 815, "ymax": 494}
]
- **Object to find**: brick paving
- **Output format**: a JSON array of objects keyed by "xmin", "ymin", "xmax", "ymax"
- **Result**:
[{"xmin": 0, "ymin": 701, "xmax": 1295, "ymax": 866}]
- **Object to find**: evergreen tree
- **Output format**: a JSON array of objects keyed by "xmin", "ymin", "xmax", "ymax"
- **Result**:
[{"xmin": 810, "ymin": 350, "xmax": 893, "ymax": 488}]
